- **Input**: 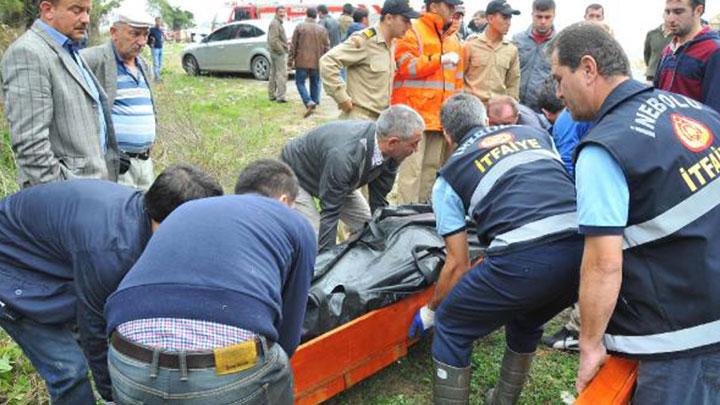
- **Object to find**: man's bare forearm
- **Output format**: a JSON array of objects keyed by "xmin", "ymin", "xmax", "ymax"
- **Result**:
[
  {"xmin": 579, "ymin": 235, "xmax": 623, "ymax": 349},
  {"xmin": 429, "ymin": 231, "xmax": 470, "ymax": 310}
]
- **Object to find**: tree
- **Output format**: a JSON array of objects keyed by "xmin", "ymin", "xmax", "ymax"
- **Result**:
[
  {"xmin": 0, "ymin": 0, "xmax": 37, "ymax": 28},
  {"xmin": 0, "ymin": 0, "xmax": 118, "ymax": 34},
  {"xmin": 146, "ymin": 0, "xmax": 195, "ymax": 31},
  {"xmin": 89, "ymin": 0, "xmax": 120, "ymax": 44}
]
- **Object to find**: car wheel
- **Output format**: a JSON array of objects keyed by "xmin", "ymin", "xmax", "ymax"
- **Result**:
[
  {"xmin": 183, "ymin": 55, "xmax": 200, "ymax": 76},
  {"xmin": 251, "ymin": 55, "xmax": 270, "ymax": 81}
]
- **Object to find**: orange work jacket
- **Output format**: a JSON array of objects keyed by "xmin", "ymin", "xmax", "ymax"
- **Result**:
[{"xmin": 391, "ymin": 13, "xmax": 464, "ymax": 132}]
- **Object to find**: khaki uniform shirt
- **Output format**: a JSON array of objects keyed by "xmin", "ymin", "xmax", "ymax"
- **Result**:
[
  {"xmin": 463, "ymin": 33, "xmax": 520, "ymax": 102},
  {"xmin": 319, "ymin": 25, "xmax": 394, "ymax": 118}
]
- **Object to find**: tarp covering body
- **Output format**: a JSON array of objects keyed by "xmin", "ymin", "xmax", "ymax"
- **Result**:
[{"xmin": 302, "ymin": 204, "xmax": 484, "ymax": 341}]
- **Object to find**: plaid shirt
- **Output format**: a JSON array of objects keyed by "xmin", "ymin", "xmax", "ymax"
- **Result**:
[{"xmin": 117, "ymin": 318, "xmax": 256, "ymax": 352}]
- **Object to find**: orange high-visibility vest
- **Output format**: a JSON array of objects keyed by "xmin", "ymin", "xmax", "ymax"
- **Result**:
[{"xmin": 391, "ymin": 13, "xmax": 464, "ymax": 132}]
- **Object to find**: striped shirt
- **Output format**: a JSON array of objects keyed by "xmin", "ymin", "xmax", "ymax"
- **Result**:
[
  {"xmin": 113, "ymin": 55, "xmax": 156, "ymax": 153},
  {"xmin": 117, "ymin": 318, "xmax": 256, "ymax": 352}
]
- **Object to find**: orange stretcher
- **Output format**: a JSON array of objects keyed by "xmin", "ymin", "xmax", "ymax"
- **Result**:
[{"xmin": 290, "ymin": 286, "xmax": 639, "ymax": 404}]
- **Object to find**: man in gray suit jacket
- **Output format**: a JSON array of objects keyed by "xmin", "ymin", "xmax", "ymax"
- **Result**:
[
  {"xmin": 281, "ymin": 105, "xmax": 424, "ymax": 251},
  {"xmin": 82, "ymin": 13, "xmax": 158, "ymax": 190},
  {"xmin": 0, "ymin": 0, "xmax": 124, "ymax": 188}
]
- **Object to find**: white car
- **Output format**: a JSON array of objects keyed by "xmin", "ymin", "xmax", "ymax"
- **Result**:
[{"xmin": 181, "ymin": 19, "xmax": 296, "ymax": 80}]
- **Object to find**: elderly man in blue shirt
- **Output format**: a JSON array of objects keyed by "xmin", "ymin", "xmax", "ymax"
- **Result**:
[
  {"xmin": 83, "ymin": 12, "xmax": 158, "ymax": 190},
  {"xmin": 0, "ymin": 166, "xmax": 222, "ymax": 404}
]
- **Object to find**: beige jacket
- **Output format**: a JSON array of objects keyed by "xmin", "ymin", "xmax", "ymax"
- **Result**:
[
  {"xmin": 319, "ymin": 25, "xmax": 394, "ymax": 117},
  {"xmin": 463, "ymin": 32, "xmax": 520, "ymax": 102}
]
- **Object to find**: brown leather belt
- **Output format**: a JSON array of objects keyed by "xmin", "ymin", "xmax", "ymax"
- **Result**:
[{"xmin": 110, "ymin": 332, "xmax": 268, "ymax": 370}]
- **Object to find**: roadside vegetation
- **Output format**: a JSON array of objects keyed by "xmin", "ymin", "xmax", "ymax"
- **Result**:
[{"xmin": 0, "ymin": 43, "xmax": 578, "ymax": 404}]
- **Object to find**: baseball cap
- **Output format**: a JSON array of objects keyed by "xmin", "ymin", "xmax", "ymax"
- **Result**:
[
  {"xmin": 115, "ymin": 12, "xmax": 154, "ymax": 28},
  {"xmin": 426, "ymin": 0, "xmax": 464, "ymax": 7},
  {"xmin": 486, "ymin": 0, "xmax": 520, "ymax": 16},
  {"xmin": 382, "ymin": 0, "xmax": 421, "ymax": 18}
]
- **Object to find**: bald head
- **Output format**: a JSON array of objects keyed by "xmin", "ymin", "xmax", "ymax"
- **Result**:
[{"xmin": 487, "ymin": 96, "xmax": 520, "ymax": 126}]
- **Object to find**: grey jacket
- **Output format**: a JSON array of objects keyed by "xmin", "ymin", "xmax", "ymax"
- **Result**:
[
  {"xmin": 320, "ymin": 15, "xmax": 341, "ymax": 48},
  {"xmin": 512, "ymin": 26, "xmax": 556, "ymax": 112},
  {"xmin": 0, "ymin": 21, "xmax": 121, "ymax": 187},
  {"xmin": 281, "ymin": 120, "xmax": 398, "ymax": 250},
  {"xmin": 81, "ymin": 42, "xmax": 155, "ymax": 109}
]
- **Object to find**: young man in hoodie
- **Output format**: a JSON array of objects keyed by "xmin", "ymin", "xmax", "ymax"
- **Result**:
[{"xmin": 655, "ymin": 0, "xmax": 720, "ymax": 112}]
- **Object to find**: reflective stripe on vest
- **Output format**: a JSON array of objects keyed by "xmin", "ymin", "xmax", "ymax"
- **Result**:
[
  {"xmin": 488, "ymin": 212, "xmax": 578, "ymax": 251},
  {"xmin": 408, "ymin": 60, "xmax": 418, "ymax": 77},
  {"xmin": 468, "ymin": 149, "xmax": 560, "ymax": 215},
  {"xmin": 622, "ymin": 175, "xmax": 720, "ymax": 250},
  {"xmin": 393, "ymin": 80, "xmax": 455, "ymax": 91},
  {"xmin": 604, "ymin": 318, "xmax": 720, "ymax": 355},
  {"xmin": 455, "ymin": 71, "xmax": 463, "ymax": 80},
  {"xmin": 397, "ymin": 53, "xmax": 413, "ymax": 66}
]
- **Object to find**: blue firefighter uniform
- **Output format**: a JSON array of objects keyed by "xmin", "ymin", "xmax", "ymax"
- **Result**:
[
  {"xmin": 574, "ymin": 80, "xmax": 720, "ymax": 402},
  {"xmin": 431, "ymin": 124, "xmax": 584, "ymax": 367},
  {"xmin": 577, "ymin": 80, "xmax": 720, "ymax": 358}
]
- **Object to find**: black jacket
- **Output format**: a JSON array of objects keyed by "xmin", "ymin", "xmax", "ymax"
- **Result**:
[{"xmin": 281, "ymin": 120, "xmax": 398, "ymax": 250}]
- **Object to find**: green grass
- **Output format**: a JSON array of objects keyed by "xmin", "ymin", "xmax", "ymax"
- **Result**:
[
  {"xmin": 329, "ymin": 314, "xmax": 578, "ymax": 405},
  {"xmin": 0, "ymin": 42, "xmax": 578, "ymax": 404}
]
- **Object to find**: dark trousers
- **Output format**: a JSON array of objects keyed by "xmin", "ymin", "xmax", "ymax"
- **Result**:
[
  {"xmin": 0, "ymin": 316, "xmax": 95, "ymax": 404},
  {"xmin": 432, "ymin": 235, "xmax": 584, "ymax": 367},
  {"xmin": 634, "ymin": 350, "xmax": 720, "ymax": 404},
  {"xmin": 295, "ymin": 68, "xmax": 321, "ymax": 106}
]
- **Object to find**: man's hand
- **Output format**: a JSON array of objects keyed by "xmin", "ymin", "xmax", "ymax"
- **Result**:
[
  {"xmin": 576, "ymin": 340, "xmax": 607, "ymax": 393},
  {"xmin": 408, "ymin": 305, "xmax": 435, "ymax": 338},
  {"xmin": 339, "ymin": 99, "xmax": 353, "ymax": 113},
  {"xmin": 441, "ymin": 52, "xmax": 460, "ymax": 67}
]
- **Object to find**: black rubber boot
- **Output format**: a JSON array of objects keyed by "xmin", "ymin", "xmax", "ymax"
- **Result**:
[
  {"xmin": 432, "ymin": 358, "xmax": 472, "ymax": 404},
  {"xmin": 485, "ymin": 347, "xmax": 535, "ymax": 405}
]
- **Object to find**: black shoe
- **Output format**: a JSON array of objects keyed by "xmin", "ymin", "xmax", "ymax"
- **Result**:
[
  {"xmin": 269, "ymin": 97, "xmax": 276, "ymax": 101},
  {"xmin": 275, "ymin": 99, "xmax": 288, "ymax": 103},
  {"xmin": 541, "ymin": 327, "xmax": 579, "ymax": 351}
]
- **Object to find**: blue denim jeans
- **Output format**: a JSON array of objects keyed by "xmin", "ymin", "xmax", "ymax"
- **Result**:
[
  {"xmin": 0, "ymin": 316, "xmax": 95, "ymax": 404},
  {"xmin": 108, "ymin": 339, "xmax": 293, "ymax": 404},
  {"xmin": 432, "ymin": 235, "xmax": 584, "ymax": 367},
  {"xmin": 151, "ymin": 48, "xmax": 163, "ymax": 80},
  {"xmin": 633, "ymin": 350, "xmax": 720, "ymax": 404},
  {"xmin": 294, "ymin": 68, "xmax": 320, "ymax": 107}
]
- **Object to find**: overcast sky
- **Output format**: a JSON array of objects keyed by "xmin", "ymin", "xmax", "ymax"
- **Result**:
[{"xmin": 118, "ymin": 0, "xmax": 720, "ymax": 62}]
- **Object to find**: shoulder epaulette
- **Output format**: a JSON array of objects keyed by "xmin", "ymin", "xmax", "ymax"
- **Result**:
[{"xmin": 362, "ymin": 27, "xmax": 377, "ymax": 39}]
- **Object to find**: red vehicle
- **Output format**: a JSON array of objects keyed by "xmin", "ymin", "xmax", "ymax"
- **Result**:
[{"xmin": 227, "ymin": 2, "xmax": 380, "ymax": 23}]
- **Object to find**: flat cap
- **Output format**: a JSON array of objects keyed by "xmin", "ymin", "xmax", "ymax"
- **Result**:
[{"xmin": 115, "ymin": 12, "xmax": 154, "ymax": 28}]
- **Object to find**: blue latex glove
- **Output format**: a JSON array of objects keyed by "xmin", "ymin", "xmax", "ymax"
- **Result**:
[{"xmin": 408, "ymin": 305, "xmax": 435, "ymax": 338}]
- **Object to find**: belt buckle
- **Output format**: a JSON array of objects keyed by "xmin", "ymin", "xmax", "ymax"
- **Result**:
[{"xmin": 213, "ymin": 339, "xmax": 258, "ymax": 375}]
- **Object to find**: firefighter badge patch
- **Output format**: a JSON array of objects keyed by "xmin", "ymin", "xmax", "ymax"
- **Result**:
[
  {"xmin": 671, "ymin": 113, "xmax": 714, "ymax": 152},
  {"xmin": 479, "ymin": 132, "xmax": 515, "ymax": 149}
]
